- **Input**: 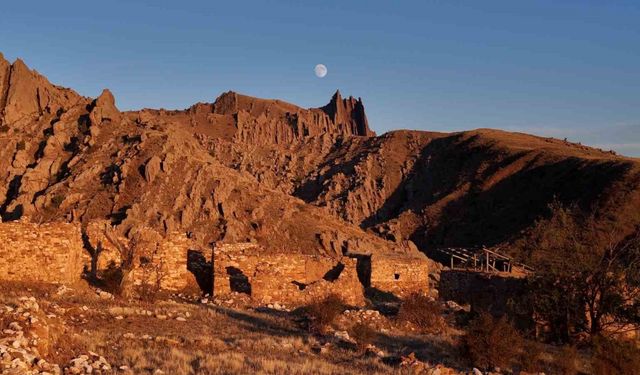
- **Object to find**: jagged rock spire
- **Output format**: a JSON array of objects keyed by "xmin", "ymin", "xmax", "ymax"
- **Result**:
[{"xmin": 321, "ymin": 89, "xmax": 373, "ymax": 136}]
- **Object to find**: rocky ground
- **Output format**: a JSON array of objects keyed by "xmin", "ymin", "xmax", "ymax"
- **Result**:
[{"xmin": 0, "ymin": 281, "xmax": 553, "ymax": 375}]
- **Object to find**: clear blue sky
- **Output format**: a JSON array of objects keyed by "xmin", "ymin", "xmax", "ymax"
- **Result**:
[{"xmin": 1, "ymin": 0, "xmax": 639, "ymax": 156}]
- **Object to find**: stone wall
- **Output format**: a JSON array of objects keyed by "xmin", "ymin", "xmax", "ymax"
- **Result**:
[
  {"xmin": 368, "ymin": 253, "xmax": 430, "ymax": 297},
  {"xmin": 127, "ymin": 231, "xmax": 197, "ymax": 291},
  {"xmin": 437, "ymin": 270, "xmax": 527, "ymax": 317},
  {"xmin": 0, "ymin": 221, "xmax": 84, "ymax": 284},
  {"xmin": 0, "ymin": 220, "xmax": 430, "ymax": 302},
  {"xmin": 214, "ymin": 243, "xmax": 364, "ymax": 306},
  {"xmin": 85, "ymin": 221, "xmax": 197, "ymax": 292}
]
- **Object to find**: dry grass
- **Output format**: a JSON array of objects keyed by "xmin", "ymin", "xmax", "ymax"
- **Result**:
[
  {"xmin": 519, "ymin": 339, "xmax": 545, "ymax": 373},
  {"xmin": 0, "ymin": 282, "xmax": 397, "ymax": 374},
  {"xmin": 555, "ymin": 345, "xmax": 579, "ymax": 375},
  {"xmin": 349, "ymin": 322, "xmax": 377, "ymax": 351},
  {"xmin": 591, "ymin": 336, "xmax": 640, "ymax": 375},
  {"xmin": 3, "ymin": 280, "xmax": 606, "ymax": 374}
]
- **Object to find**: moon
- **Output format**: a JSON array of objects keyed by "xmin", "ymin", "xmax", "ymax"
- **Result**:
[{"xmin": 314, "ymin": 64, "xmax": 328, "ymax": 78}]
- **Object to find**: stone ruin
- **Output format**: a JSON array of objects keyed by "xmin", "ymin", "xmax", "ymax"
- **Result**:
[
  {"xmin": 211, "ymin": 242, "xmax": 365, "ymax": 306},
  {"xmin": 0, "ymin": 221, "xmax": 431, "ymax": 306},
  {"xmin": 0, "ymin": 221, "xmax": 84, "ymax": 284},
  {"xmin": 210, "ymin": 242, "xmax": 432, "ymax": 307}
]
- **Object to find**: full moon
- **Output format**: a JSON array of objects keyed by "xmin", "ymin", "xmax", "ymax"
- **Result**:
[{"xmin": 314, "ymin": 64, "xmax": 328, "ymax": 78}]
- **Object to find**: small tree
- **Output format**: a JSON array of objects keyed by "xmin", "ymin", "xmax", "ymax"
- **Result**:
[
  {"xmin": 463, "ymin": 312, "xmax": 523, "ymax": 370},
  {"xmin": 514, "ymin": 201, "xmax": 640, "ymax": 341},
  {"xmin": 103, "ymin": 227, "xmax": 138, "ymax": 297},
  {"xmin": 103, "ymin": 227, "xmax": 164, "ymax": 299}
]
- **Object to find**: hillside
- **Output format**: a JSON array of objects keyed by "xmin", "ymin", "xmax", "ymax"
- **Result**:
[{"xmin": 1, "ymin": 53, "xmax": 639, "ymax": 260}]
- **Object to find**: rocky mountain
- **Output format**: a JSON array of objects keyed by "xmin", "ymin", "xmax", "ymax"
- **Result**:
[{"xmin": 1, "ymin": 52, "xmax": 639, "ymax": 260}]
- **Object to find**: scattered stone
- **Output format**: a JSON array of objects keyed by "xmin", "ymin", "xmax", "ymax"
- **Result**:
[{"xmin": 56, "ymin": 285, "xmax": 73, "ymax": 296}]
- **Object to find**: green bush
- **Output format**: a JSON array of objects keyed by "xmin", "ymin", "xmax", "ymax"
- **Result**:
[{"xmin": 51, "ymin": 195, "xmax": 65, "ymax": 208}]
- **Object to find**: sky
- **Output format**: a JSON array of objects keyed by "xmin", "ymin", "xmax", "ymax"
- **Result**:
[{"xmin": 1, "ymin": 0, "xmax": 639, "ymax": 156}]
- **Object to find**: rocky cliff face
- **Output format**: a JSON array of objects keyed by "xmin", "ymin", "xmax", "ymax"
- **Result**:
[
  {"xmin": 1, "ymin": 53, "xmax": 639, "ymax": 260},
  {"xmin": 0, "ymin": 54, "xmax": 400, "ymax": 258}
]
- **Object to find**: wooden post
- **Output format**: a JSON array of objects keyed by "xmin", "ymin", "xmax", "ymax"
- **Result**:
[{"xmin": 486, "ymin": 251, "xmax": 489, "ymax": 272}]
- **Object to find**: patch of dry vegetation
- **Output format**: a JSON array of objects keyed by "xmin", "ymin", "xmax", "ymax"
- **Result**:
[
  {"xmin": 349, "ymin": 322, "xmax": 377, "ymax": 351},
  {"xmin": 555, "ymin": 345, "xmax": 579, "ymax": 375},
  {"xmin": 462, "ymin": 312, "xmax": 523, "ymax": 370},
  {"xmin": 396, "ymin": 293, "xmax": 446, "ymax": 334},
  {"xmin": 303, "ymin": 294, "xmax": 347, "ymax": 334},
  {"xmin": 591, "ymin": 336, "xmax": 640, "ymax": 375}
]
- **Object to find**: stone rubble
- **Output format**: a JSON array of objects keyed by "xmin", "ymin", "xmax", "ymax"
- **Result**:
[
  {"xmin": 0, "ymin": 296, "xmax": 120, "ymax": 375},
  {"xmin": 0, "ymin": 297, "xmax": 61, "ymax": 374},
  {"xmin": 63, "ymin": 352, "xmax": 112, "ymax": 374}
]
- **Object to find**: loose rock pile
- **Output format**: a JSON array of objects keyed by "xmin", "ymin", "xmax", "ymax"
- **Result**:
[
  {"xmin": 340, "ymin": 309, "xmax": 387, "ymax": 328},
  {"xmin": 63, "ymin": 352, "xmax": 111, "ymax": 374},
  {"xmin": 0, "ymin": 297, "xmax": 61, "ymax": 374},
  {"xmin": 0, "ymin": 296, "xmax": 117, "ymax": 375}
]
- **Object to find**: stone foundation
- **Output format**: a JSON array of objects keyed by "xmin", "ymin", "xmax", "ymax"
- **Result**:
[{"xmin": 0, "ymin": 221, "xmax": 84, "ymax": 284}]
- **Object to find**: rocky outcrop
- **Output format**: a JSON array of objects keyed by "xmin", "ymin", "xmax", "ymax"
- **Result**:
[
  {"xmin": 320, "ymin": 90, "xmax": 372, "ymax": 137},
  {"xmin": 207, "ymin": 90, "xmax": 374, "ymax": 145},
  {"xmin": 0, "ymin": 54, "xmax": 11, "ymax": 118},
  {"xmin": 0, "ymin": 54, "xmax": 82, "ymax": 126},
  {"xmin": 89, "ymin": 89, "xmax": 122, "ymax": 125}
]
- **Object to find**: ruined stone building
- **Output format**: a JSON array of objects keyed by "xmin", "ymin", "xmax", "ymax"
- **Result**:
[
  {"xmin": 211, "ymin": 242, "xmax": 431, "ymax": 307},
  {"xmin": 0, "ymin": 221, "xmax": 432, "ymax": 306}
]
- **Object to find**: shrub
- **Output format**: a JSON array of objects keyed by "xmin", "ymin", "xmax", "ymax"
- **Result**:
[
  {"xmin": 463, "ymin": 312, "xmax": 523, "ymax": 370},
  {"xmin": 0, "ymin": 125, "xmax": 9, "ymax": 133},
  {"xmin": 519, "ymin": 340, "xmax": 545, "ymax": 373},
  {"xmin": 305, "ymin": 294, "xmax": 346, "ymax": 334},
  {"xmin": 100, "ymin": 264, "xmax": 125, "ymax": 295},
  {"xmin": 16, "ymin": 140, "xmax": 26, "ymax": 150},
  {"xmin": 349, "ymin": 323, "xmax": 377, "ymax": 351},
  {"xmin": 555, "ymin": 345, "xmax": 578, "ymax": 375},
  {"xmin": 136, "ymin": 255, "xmax": 165, "ymax": 303},
  {"xmin": 396, "ymin": 293, "xmax": 445, "ymax": 333},
  {"xmin": 592, "ymin": 336, "xmax": 640, "ymax": 375},
  {"xmin": 51, "ymin": 194, "xmax": 65, "ymax": 208}
]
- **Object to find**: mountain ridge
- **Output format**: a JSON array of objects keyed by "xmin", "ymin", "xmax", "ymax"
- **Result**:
[{"xmin": 1, "ymin": 53, "xmax": 638, "ymax": 262}]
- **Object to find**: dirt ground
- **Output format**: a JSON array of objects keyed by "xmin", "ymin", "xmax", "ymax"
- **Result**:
[{"xmin": 0, "ymin": 281, "xmax": 470, "ymax": 375}]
